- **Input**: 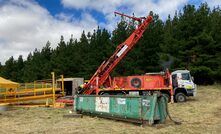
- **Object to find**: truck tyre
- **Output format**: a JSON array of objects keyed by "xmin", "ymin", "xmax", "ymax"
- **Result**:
[
  {"xmin": 175, "ymin": 92, "xmax": 186, "ymax": 102},
  {"xmin": 161, "ymin": 93, "xmax": 170, "ymax": 102},
  {"xmin": 131, "ymin": 78, "xmax": 141, "ymax": 88}
]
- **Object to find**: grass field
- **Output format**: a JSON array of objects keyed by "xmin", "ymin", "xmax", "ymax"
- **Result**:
[{"xmin": 0, "ymin": 85, "xmax": 220, "ymax": 134}]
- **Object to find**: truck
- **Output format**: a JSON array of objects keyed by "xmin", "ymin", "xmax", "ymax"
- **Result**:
[
  {"xmin": 77, "ymin": 12, "xmax": 197, "ymax": 102},
  {"xmin": 101, "ymin": 69, "xmax": 197, "ymax": 102}
]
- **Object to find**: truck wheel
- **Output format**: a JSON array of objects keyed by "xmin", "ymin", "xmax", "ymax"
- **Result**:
[
  {"xmin": 161, "ymin": 93, "xmax": 170, "ymax": 102},
  {"xmin": 175, "ymin": 93, "xmax": 186, "ymax": 102}
]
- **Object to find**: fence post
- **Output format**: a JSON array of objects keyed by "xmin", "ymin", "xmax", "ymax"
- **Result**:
[
  {"xmin": 51, "ymin": 72, "xmax": 55, "ymax": 107},
  {"xmin": 60, "ymin": 75, "xmax": 64, "ymax": 96}
]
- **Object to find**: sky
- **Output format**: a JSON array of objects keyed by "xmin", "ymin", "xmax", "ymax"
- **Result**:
[{"xmin": 0, "ymin": 0, "xmax": 220, "ymax": 64}]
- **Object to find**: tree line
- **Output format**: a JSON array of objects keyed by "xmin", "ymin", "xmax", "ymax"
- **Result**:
[{"xmin": 0, "ymin": 3, "xmax": 220, "ymax": 85}]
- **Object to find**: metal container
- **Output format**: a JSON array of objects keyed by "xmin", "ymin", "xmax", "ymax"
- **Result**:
[
  {"xmin": 57, "ymin": 78, "xmax": 84, "ymax": 96},
  {"xmin": 74, "ymin": 93, "xmax": 167, "ymax": 125}
]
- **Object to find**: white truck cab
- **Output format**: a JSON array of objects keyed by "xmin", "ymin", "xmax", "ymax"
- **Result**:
[{"xmin": 171, "ymin": 70, "xmax": 197, "ymax": 102}]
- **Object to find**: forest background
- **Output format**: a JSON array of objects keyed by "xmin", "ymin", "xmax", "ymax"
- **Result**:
[{"xmin": 0, "ymin": 3, "xmax": 220, "ymax": 85}]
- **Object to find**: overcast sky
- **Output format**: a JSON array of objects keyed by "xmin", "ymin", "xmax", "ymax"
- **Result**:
[{"xmin": 0, "ymin": 0, "xmax": 220, "ymax": 64}]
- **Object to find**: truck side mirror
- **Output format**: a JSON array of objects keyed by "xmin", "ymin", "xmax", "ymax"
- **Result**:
[{"xmin": 191, "ymin": 76, "xmax": 194, "ymax": 81}]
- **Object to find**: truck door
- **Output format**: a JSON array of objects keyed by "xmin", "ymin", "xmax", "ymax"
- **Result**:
[
  {"xmin": 180, "ymin": 73, "xmax": 194, "ymax": 89},
  {"xmin": 172, "ymin": 74, "xmax": 178, "ymax": 88}
]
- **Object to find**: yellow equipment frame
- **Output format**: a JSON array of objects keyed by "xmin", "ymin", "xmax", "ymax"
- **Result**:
[{"xmin": 0, "ymin": 72, "xmax": 64, "ymax": 105}]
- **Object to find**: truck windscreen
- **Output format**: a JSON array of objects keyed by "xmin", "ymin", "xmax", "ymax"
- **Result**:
[{"xmin": 181, "ymin": 73, "xmax": 190, "ymax": 80}]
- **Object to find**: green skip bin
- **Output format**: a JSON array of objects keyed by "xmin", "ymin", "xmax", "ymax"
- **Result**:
[{"xmin": 74, "ymin": 93, "xmax": 168, "ymax": 125}]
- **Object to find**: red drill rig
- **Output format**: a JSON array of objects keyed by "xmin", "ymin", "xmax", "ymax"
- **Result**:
[
  {"xmin": 77, "ymin": 12, "xmax": 197, "ymax": 103},
  {"xmin": 78, "ymin": 12, "xmax": 153, "ymax": 95}
]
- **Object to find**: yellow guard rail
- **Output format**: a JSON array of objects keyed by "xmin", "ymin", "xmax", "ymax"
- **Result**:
[{"xmin": 0, "ymin": 73, "xmax": 64, "ymax": 104}]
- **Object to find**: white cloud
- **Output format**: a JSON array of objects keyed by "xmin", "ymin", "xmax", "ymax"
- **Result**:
[
  {"xmin": 0, "ymin": 0, "xmax": 98, "ymax": 64},
  {"xmin": 61, "ymin": 0, "xmax": 221, "ymax": 35},
  {"xmin": 61, "ymin": 0, "xmax": 121, "ymax": 14},
  {"xmin": 204, "ymin": 0, "xmax": 221, "ymax": 7},
  {"xmin": 61, "ymin": 0, "xmax": 188, "ymax": 19},
  {"xmin": 1, "ymin": 0, "xmax": 219, "ymax": 64},
  {"xmin": 61, "ymin": 0, "xmax": 188, "ymax": 32}
]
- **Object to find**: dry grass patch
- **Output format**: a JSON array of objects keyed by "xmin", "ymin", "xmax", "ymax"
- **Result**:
[{"xmin": 0, "ymin": 85, "xmax": 220, "ymax": 134}]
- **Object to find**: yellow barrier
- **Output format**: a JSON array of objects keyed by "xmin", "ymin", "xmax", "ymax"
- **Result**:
[{"xmin": 0, "ymin": 72, "xmax": 64, "ymax": 104}]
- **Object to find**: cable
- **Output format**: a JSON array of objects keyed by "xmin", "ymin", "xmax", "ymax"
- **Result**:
[{"xmin": 161, "ymin": 94, "xmax": 182, "ymax": 125}]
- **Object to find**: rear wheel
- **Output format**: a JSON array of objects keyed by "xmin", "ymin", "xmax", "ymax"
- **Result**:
[
  {"xmin": 161, "ymin": 93, "xmax": 170, "ymax": 102},
  {"xmin": 175, "ymin": 92, "xmax": 186, "ymax": 102}
]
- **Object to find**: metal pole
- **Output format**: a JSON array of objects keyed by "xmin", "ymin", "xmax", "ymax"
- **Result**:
[
  {"xmin": 51, "ymin": 72, "xmax": 55, "ymax": 107},
  {"xmin": 60, "ymin": 75, "xmax": 64, "ymax": 96},
  {"xmin": 169, "ymin": 74, "xmax": 174, "ymax": 103},
  {"xmin": 96, "ymin": 76, "xmax": 99, "ymax": 95}
]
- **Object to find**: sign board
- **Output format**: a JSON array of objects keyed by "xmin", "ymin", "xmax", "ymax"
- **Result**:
[
  {"xmin": 95, "ymin": 97, "xmax": 110, "ymax": 113},
  {"xmin": 117, "ymin": 98, "xmax": 126, "ymax": 105},
  {"xmin": 79, "ymin": 97, "xmax": 83, "ymax": 102}
]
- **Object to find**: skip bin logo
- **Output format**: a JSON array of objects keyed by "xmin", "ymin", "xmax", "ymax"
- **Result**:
[
  {"xmin": 117, "ymin": 98, "xmax": 126, "ymax": 105},
  {"xmin": 142, "ymin": 99, "xmax": 150, "ymax": 107},
  {"xmin": 95, "ymin": 97, "xmax": 110, "ymax": 113}
]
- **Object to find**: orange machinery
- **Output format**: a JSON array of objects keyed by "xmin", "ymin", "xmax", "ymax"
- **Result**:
[{"xmin": 79, "ymin": 12, "xmax": 153, "ymax": 95}]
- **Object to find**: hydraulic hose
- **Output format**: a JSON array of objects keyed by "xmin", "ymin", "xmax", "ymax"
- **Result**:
[{"xmin": 161, "ymin": 94, "xmax": 182, "ymax": 125}]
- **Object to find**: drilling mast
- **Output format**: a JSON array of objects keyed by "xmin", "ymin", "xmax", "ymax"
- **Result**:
[{"xmin": 80, "ymin": 12, "xmax": 153, "ymax": 95}]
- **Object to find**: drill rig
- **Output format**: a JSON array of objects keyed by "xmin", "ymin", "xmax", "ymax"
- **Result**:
[
  {"xmin": 77, "ymin": 12, "xmax": 197, "ymax": 103},
  {"xmin": 78, "ymin": 12, "xmax": 153, "ymax": 95}
]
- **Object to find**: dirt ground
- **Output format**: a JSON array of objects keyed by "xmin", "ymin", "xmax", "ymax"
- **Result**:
[{"xmin": 0, "ymin": 85, "xmax": 221, "ymax": 134}]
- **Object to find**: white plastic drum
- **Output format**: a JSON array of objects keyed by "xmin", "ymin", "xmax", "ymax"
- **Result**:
[{"xmin": 0, "ymin": 103, "xmax": 10, "ymax": 112}]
